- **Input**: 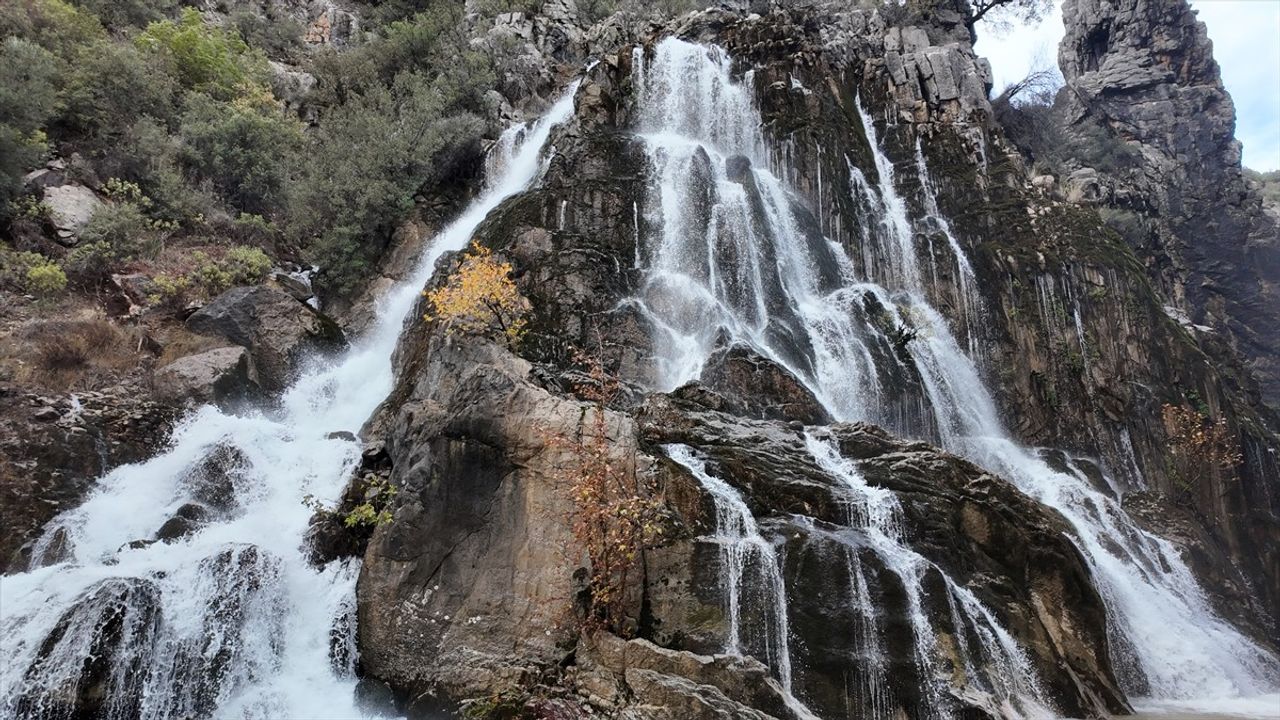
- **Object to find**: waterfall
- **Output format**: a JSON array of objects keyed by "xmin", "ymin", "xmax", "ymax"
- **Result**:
[
  {"xmin": 630, "ymin": 37, "xmax": 1280, "ymax": 717},
  {"xmin": 805, "ymin": 432, "xmax": 1054, "ymax": 720},
  {"xmin": 0, "ymin": 83, "xmax": 582, "ymax": 719},
  {"xmin": 662, "ymin": 445, "xmax": 817, "ymax": 720}
]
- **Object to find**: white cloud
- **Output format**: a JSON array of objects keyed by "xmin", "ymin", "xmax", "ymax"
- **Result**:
[{"xmin": 974, "ymin": 0, "xmax": 1280, "ymax": 171}]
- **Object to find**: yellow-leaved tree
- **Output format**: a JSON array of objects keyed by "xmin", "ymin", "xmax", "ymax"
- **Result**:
[{"xmin": 423, "ymin": 242, "xmax": 528, "ymax": 346}]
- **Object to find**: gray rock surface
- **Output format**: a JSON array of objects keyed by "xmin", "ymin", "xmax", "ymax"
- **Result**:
[
  {"xmin": 186, "ymin": 285, "xmax": 345, "ymax": 392},
  {"xmin": 41, "ymin": 184, "xmax": 102, "ymax": 244},
  {"xmin": 151, "ymin": 345, "xmax": 261, "ymax": 407}
]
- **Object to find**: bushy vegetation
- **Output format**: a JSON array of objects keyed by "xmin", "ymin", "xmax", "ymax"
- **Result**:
[
  {"xmin": 303, "ymin": 474, "xmax": 398, "ymax": 528},
  {"xmin": 547, "ymin": 350, "xmax": 668, "ymax": 634},
  {"xmin": 424, "ymin": 242, "xmax": 529, "ymax": 346},
  {"xmin": 1161, "ymin": 403, "xmax": 1243, "ymax": 503},
  {"xmin": 1, "ymin": 0, "xmax": 503, "ymax": 298}
]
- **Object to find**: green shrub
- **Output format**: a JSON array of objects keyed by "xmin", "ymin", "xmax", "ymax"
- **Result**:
[
  {"xmin": 25, "ymin": 260, "xmax": 67, "ymax": 296},
  {"xmin": 303, "ymin": 475, "xmax": 398, "ymax": 529},
  {"xmin": 71, "ymin": 0, "xmax": 176, "ymax": 31},
  {"xmin": 0, "ymin": 0, "xmax": 104, "ymax": 60},
  {"xmin": 289, "ymin": 71, "xmax": 484, "ymax": 293},
  {"xmin": 80, "ymin": 202, "xmax": 158, "ymax": 260},
  {"xmin": 62, "ymin": 240, "xmax": 117, "ymax": 283},
  {"xmin": 135, "ymin": 8, "xmax": 267, "ymax": 100},
  {"xmin": 232, "ymin": 212, "xmax": 275, "ymax": 241},
  {"xmin": 104, "ymin": 118, "xmax": 210, "ymax": 223},
  {"xmin": 60, "ymin": 39, "xmax": 179, "ymax": 143},
  {"xmin": 102, "ymin": 178, "xmax": 151, "ymax": 208},
  {"xmin": 0, "ymin": 38, "xmax": 61, "ymax": 219},
  {"xmin": 148, "ymin": 271, "xmax": 192, "ymax": 309},
  {"xmin": 179, "ymin": 93, "xmax": 303, "ymax": 214},
  {"xmin": 230, "ymin": 9, "xmax": 303, "ymax": 58},
  {"xmin": 1, "ymin": 248, "xmax": 50, "ymax": 289},
  {"xmin": 187, "ymin": 245, "xmax": 273, "ymax": 295},
  {"xmin": 189, "ymin": 251, "xmax": 233, "ymax": 295},
  {"xmin": 222, "ymin": 245, "xmax": 272, "ymax": 284}
]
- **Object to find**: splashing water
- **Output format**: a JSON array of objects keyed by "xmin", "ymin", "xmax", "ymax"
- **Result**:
[
  {"xmin": 0, "ymin": 83, "xmax": 582, "ymax": 719},
  {"xmin": 628, "ymin": 36, "xmax": 1279, "ymax": 716}
]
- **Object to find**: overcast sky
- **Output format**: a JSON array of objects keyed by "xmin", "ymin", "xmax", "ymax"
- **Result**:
[{"xmin": 974, "ymin": 0, "xmax": 1280, "ymax": 172}]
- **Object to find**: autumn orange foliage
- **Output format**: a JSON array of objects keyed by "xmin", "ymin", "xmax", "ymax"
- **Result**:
[
  {"xmin": 423, "ymin": 242, "xmax": 528, "ymax": 346},
  {"xmin": 552, "ymin": 349, "xmax": 666, "ymax": 634},
  {"xmin": 1160, "ymin": 403, "xmax": 1242, "ymax": 501}
]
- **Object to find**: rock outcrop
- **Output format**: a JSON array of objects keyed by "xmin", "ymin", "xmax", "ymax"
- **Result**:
[
  {"xmin": 151, "ymin": 345, "xmax": 262, "ymax": 408},
  {"xmin": 186, "ymin": 285, "xmax": 345, "ymax": 392},
  {"xmin": 0, "ymin": 384, "xmax": 179, "ymax": 573},
  {"xmin": 1057, "ymin": 0, "xmax": 1280, "ymax": 410}
]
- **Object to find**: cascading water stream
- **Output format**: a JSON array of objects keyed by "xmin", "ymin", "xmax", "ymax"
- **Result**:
[
  {"xmin": 0, "ymin": 82, "xmax": 582, "ymax": 720},
  {"xmin": 662, "ymin": 445, "xmax": 817, "ymax": 720},
  {"xmin": 629, "ymin": 36, "xmax": 1280, "ymax": 717},
  {"xmin": 805, "ymin": 432, "xmax": 1053, "ymax": 720}
]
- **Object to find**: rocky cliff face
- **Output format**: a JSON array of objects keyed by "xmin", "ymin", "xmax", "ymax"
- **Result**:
[
  {"xmin": 345, "ymin": 2, "xmax": 1279, "ymax": 718},
  {"xmin": 1058, "ymin": 0, "xmax": 1280, "ymax": 408},
  {"xmin": 1056, "ymin": 0, "xmax": 1280, "ymax": 404},
  {"xmin": 5, "ymin": 0, "xmax": 1278, "ymax": 718},
  {"xmin": 1047, "ymin": 0, "xmax": 1280, "ymax": 626}
]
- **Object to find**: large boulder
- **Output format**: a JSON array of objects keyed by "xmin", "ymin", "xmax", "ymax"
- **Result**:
[
  {"xmin": 151, "ymin": 346, "xmax": 261, "ymax": 408},
  {"xmin": 41, "ymin": 184, "xmax": 102, "ymax": 245},
  {"xmin": 186, "ymin": 285, "xmax": 345, "ymax": 392},
  {"xmin": 574, "ymin": 634, "xmax": 794, "ymax": 720}
]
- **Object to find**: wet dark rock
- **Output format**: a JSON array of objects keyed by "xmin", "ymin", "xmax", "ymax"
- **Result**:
[
  {"xmin": 353, "ymin": 678, "xmax": 399, "ymax": 717},
  {"xmin": 698, "ymin": 343, "xmax": 832, "ymax": 425},
  {"xmin": 636, "ymin": 397, "xmax": 1129, "ymax": 717},
  {"xmin": 14, "ymin": 578, "xmax": 162, "ymax": 720},
  {"xmin": 164, "ymin": 544, "xmax": 286, "ymax": 717},
  {"xmin": 179, "ymin": 444, "xmax": 251, "ymax": 512},
  {"xmin": 724, "ymin": 154, "xmax": 753, "ymax": 184},
  {"xmin": 271, "ymin": 271, "xmax": 314, "ymax": 302},
  {"xmin": 186, "ymin": 285, "xmax": 346, "ymax": 393},
  {"xmin": 155, "ymin": 503, "xmax": 210, "ymax": 542},
  {"xmin": 1, "ymin": 384, "xmax": 179, "ymax": 573},
  {"xmin": 31, "ymin": 527, "xmax": 74, "ymax": 568}
]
